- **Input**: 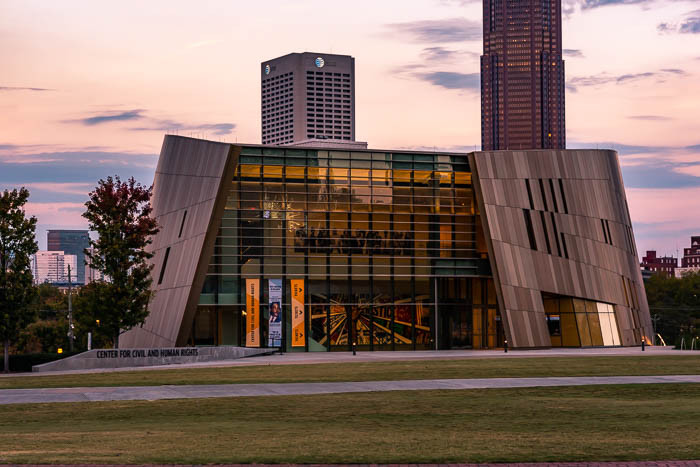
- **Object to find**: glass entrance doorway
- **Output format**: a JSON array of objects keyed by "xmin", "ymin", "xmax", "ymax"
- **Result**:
[
  {"xmin": 437, "ymin": 277, "xmax": 504, "ymax": 349},
  {"xmin": 440, "ymin": 304, "xmax": 472, "ymax": 348}
]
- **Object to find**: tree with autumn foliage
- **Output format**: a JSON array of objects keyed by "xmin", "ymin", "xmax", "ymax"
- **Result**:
[
  {"xmin": 0, "ymin": 188, "xmax": 38, "ymax": 373},
  {"xmin": 81, "ymin": 176, "xmax": 159, "ymax": 348}
]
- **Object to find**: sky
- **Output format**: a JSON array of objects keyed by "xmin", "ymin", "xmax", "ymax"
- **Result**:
[{"xmin": 1, "ymin": 0, "xmax": 699, "ymax": 258}]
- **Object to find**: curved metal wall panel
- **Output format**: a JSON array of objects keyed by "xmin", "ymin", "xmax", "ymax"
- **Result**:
[
  {"xmin": 121, "ymin": 135, "xmax": 238, "ymax": 348},
  {"xmin": 470, "ymin": 149, "xmax": 652, "ymax": 348}
]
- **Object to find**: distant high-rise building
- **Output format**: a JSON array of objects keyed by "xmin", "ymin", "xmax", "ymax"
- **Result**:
[
  {"xmin": 47, "ymin": 230, "xmax": 90, "ymax": 285},
  {"xmin": 261, "ymin": 52, "xmax": 356, "ymax": 145},
  {"xmin": 31, "ymin": 251, "xmax": 78, "ymax": 285},
  {"xmin": 481, "ymin": 0, "xmax": 566, "ymax": 150}
]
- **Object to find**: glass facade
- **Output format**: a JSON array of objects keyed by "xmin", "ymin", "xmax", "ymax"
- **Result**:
[
  {"xmin": 543, "ymin": 294, "xmax": 621, "ymax": 347},
  {"xmin": 190, "ymin": 146, "xmax": 503, "ymax": 351}
]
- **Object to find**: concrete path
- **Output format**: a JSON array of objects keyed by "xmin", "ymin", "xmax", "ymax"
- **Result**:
[
  {"xmin": 15, "ymin": 463, "xmax": 700, "ymax": 467},
  {"xmin": 2, "ymin": 346, "xmax": 696, "ymax": 379},
  {"xmin": 1, "ymin": 374, "xmax": 699, "ymax": 405}
]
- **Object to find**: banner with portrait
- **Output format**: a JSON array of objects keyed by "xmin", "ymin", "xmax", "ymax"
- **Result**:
[
  {"xmin": 268, "ymin": 278, "xmax": 282, "ymax": 347},
  {"xmin": 245, "ymin": 278, "xmax": 260, "ymax": 347},
  {"xmin": 291, "ymin": 279, "xmax": 305, "ymax": 347}
]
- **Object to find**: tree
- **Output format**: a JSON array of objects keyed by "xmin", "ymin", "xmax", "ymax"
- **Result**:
[
  {"xmin": 645, "ymin": 272, "xmax": 700, "ymax": 346},
  {"xmin": 81, "ymin": 176, "xmax": 159, "ymax": 348},
  {"xmin": 73, "ymin": 281, "xmax": 116, "ymax": 349},
  {"xmin": 0, "ymin": 188, "xmax": 38, "ymax": 373},
  {"xmin": 17, "ymin": 284, "xmax": 69, "ymax": 354}
]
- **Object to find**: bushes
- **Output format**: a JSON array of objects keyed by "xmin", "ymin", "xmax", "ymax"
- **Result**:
[{"xmin": 0, "ymin": 352, "xmax": 79, "ymax": 373}]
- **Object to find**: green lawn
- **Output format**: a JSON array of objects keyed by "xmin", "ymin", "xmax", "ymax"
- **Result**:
[
  {"xmin": 1, "ymin": 384, "xmax": 699, "ymax": 464},
  {"xmin": 2, "ymin": 355, "xmax": 699, "ymax": 390}
]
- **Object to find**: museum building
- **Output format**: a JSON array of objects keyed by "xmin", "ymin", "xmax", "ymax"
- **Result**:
[{"xmin": 120, "ymin": 135, "xmax": 652, "ymax": 350}]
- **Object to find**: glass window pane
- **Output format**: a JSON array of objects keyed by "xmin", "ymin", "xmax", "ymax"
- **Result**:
[
  {"xmin": 560, "ymin": 298, "xmax": 580, "ymax": 347},
  {"xmin": 586, "ymin": 303, "xmax": 604, "ymax": 346},
  {"xmin": 597, "ymin": 302, "xmax": 614, "ymax": 346},
  {"xmin": 574, "ymin": 299, "xmax": 592, "ymax": 346}
]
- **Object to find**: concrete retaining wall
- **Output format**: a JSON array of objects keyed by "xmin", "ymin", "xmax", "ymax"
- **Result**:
[{"xmin": 32, "ymin": 346, "xmax": 276, "ymax": 372}]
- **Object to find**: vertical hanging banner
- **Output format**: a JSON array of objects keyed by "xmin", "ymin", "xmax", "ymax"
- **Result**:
[
  {"xmin": 290, "ymin": 279, "xmax": 305, "ymax": 347},
  {"xmin": 268, "ymin": 279, "xmax": 282, "ymax": 347},
  {"xmin": 245, "ymin": 278, "xmax": 260, "ymax": 347}
]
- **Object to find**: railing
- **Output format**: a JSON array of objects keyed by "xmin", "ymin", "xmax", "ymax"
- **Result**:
[
  {"xmin": 679, "ymin": 336, "xmax": 699, "ymax": 350},
  {"xmin": 656, "ymin": 333, "xmax": 666, "ymax": 346}
]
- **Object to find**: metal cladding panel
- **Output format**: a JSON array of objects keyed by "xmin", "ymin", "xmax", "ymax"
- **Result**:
[
  {"xmin": 120, "ymin": 136, "xmax": 239, "ymax": 348},
  {"xmin": 470, "ymin": 149, "xmax": 652, "ymax": 349}
]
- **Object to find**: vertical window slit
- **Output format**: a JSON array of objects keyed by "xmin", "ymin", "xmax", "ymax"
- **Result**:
[
  {"xmin": 540, "ymin": 211, "xmax": 552, "ymax": 254},
  {"xmin": 601, "ymin": 219, "xmax": 609, "ymax": 244},
  {"xmin": 560, "ymin": 233, "xmax": 569, "ymax": 259},
  {"xmin": 158, "ymin": 247, "xmax": 171, "ymax": 285},
  {"xmin": 538, "ymin": 179, "xmax": 549, "ymax": 211},
  {"xmin": 178, "ymin": 210, "xmax": 188, "ymax": 238},
  {"xmin": 523, "ymin": 209, "xmax": 537, "ymax": 251},
  {"xmin": 550, "ymin": 212, "xmax": 562, "ymax": 256},
  {"xmin": 548, "ymin": 179, "xmax": 559, "ymax": 212},
  {"xmin": 558, "ymin": 179, "xmax": 569, "ymax": 214},
  {"xmin": 605, "ymin": 220, "xmax": 613, "ymax": 246},
  {"xmin": 525, "ymin": 179, "xmax": 534, "ymax": 210}
]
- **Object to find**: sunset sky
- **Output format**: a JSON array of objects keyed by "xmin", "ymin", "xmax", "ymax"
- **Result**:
[{"xmin": 1, "ymin": 0, "xmax": 699, "ymax": 257}]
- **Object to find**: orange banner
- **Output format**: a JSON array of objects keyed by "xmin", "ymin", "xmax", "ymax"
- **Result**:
[
  {"xmin": 245, "ymin": 278, "xmax": 260, "ymax": 347},
  {"xmin": 291, "ymin": 279, "xmax": 305, "ymax": 347}
]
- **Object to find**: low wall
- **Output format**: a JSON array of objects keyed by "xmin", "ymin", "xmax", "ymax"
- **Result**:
[{"xmin": 32, "ymin": 346, "xmax": 276, "ymax": 372}]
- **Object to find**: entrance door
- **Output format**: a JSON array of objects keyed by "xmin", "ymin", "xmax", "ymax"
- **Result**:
[{"xmin": 438, "ymin": 304, "xmax": 473, "ymax": 349}]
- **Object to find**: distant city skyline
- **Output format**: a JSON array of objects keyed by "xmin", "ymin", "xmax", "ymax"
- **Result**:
[{"xmin": 1, "ymin": 0, "xmax": 699, "ymax": 256}]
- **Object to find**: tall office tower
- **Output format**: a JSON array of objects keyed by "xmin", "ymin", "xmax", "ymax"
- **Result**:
[
  {"xmin": 481, "ymin": 0, "xmax": 566, "ymax": 150},
  {"xmin": 47, "ymin": 230, "xmax": 90, "ymax": 285},
  {"xmin": 261, "ymin": 52, "xmax": 356, "ymax": 145}
]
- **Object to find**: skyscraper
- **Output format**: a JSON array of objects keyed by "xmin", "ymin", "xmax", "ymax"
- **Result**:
[
  {"xmin": 47, "ymin": 230, "xmax": 90, "ymax": 285},
  {"xmin": 480, "ymin": 0, "xmax": 566, "ymax": 150},
  {"xmin": 261, "ymin": 52, "xmax": 356, "ymax": 145}
]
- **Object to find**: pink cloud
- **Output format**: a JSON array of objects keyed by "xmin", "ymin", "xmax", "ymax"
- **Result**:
[
  {"xmin": 24, "ymin": 182, "xmax": 93, "ymax": 195},
  {"xmin": 0, "ymin": 155, "xmax": 62, "ymax": 164},
  {"xmin": 24, "ymin": 202, "xmax": 86, "ymax": 227},
  {"xmin": 627, "ymin": 187, "xmax": 700, "ymax": 225},
  {"xmin": 627, "ymin": 187, "xmax": 700, "ymax": 258}
]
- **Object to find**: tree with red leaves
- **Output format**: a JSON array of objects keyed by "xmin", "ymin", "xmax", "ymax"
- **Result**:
[{"xmin": 82, "ymin": 176, "xmax": 159, "ymax": 349}]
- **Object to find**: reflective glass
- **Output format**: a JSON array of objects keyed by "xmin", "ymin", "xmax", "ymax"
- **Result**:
[{"xmin": 198, "ymin": 147, "xmax": 479, "ymax": 349}]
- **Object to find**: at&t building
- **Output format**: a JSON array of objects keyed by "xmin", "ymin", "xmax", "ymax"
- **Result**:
[{"xmin": 121, "ymin": 135, "xmax": 652, "ymax": 350}]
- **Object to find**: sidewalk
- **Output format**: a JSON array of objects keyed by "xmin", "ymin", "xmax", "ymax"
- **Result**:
[
  {"xmin": 15, "ymin": 463, "xmax": 700, "ymax": 467},
  {"xmin": 1, "ymin": 346, "xmax": 693, "ymax": 378},
  {"xmin": 2, "ymin": 374, "xmax": 699, "ymax": 405}
]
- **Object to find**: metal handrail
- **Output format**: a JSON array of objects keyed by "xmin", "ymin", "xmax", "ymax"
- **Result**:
[{"xmin": 656, "ymin": 333, "xmax": 666, "ymax": 346}]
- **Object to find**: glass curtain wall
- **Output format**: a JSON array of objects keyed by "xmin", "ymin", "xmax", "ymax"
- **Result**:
[
  {"xmin": 195, "ymin": 146, "xmax": 482, "ymax": 351},
  {"xmin": 543, "ymin": 294, "xmax": 621, "ymax": 347}
]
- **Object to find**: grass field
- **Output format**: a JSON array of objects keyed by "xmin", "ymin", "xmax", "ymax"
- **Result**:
[
  {"xmin": 1, "ymin": 384, "xmax": 699, "ymax": 464},
  {"xmin": 2, "ymin": 355, "xmax": 699, "ymax": 390}
]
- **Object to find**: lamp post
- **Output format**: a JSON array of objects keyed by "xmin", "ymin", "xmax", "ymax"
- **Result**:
[{"xmin": 67, "ymin": 264, "xmax": 74, "ymax": 353}]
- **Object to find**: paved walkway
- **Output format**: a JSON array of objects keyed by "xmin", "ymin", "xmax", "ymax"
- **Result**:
[
  {"xmin": 2, "ymin": 374, "xmax": 699, "ymax": 405},
  {"xmin": 13, "ymin": 462, "xmax": 700, "ymax": 466},
  {"xmin": 2, "ymin": 346, "xmax": 695, "ymax": 378}
]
